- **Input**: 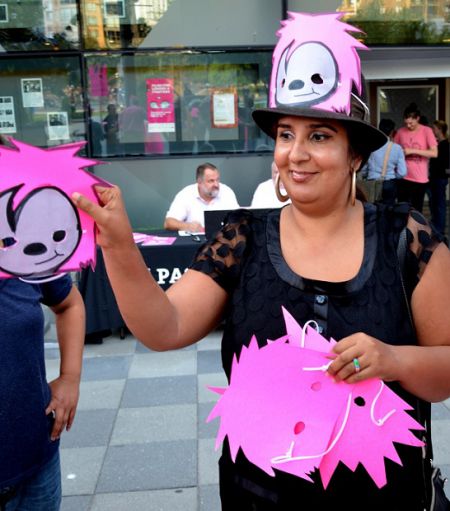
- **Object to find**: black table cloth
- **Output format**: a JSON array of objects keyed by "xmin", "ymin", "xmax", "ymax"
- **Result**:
[{"xmin": 78, "ymin": 233, "xmax": 205, "ymax": 341}]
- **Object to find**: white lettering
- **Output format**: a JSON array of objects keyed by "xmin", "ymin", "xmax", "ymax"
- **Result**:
[
  {"xmin": 155, "ymin": 267, "xmax": 170, "ymax": 284},
  {"xmin": 169, "ymin": 267, "xmax": 182, "ymax": 284},
  {"xmin": 148, "ymin": 267, "xmax": 188, "ymax": 285}
]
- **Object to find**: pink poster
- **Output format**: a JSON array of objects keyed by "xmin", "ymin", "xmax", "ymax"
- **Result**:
[
  {"xmin": 88, "ymin": 64, "xmax": 108, "ymax": 97},
  {"xmin": 146, "ymin": 78, "xmax": 175, "ymax": 133}
]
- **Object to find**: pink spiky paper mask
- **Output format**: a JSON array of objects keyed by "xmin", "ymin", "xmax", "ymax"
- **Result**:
[
  {"xmin": 269, "ymin": 12, "xmax": 367, "ymax": 115},
  {"xmin": 0, "ymin": 138, "xmax": 107, "ymax": 280},
  {"xmin": 207, "ymin": 308, "xmax": 424, "ymax": 488}
]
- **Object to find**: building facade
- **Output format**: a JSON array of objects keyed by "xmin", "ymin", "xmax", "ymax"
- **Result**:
[{"xmin": 0, "ymin": 0, "xmax": 449, "ymax": 227}]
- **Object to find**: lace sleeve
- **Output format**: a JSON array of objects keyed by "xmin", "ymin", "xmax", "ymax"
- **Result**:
[
  {"xmin": 190, "ymin": 209, "xmax": 252, "ymax": 293},
  {"xmin": 405, "ymin": 209, "xmax": 444, "ymax": 284}
]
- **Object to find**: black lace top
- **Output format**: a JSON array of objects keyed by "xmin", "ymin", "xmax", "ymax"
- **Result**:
[{"xmin": 191, "ymin": 202, "xmax": 442, "ymax": 510}]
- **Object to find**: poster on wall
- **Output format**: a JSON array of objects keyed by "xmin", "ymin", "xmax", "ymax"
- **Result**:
[
  {"xmin": 146, "ymin": 78, "xmax": 175, "ymax": 133},
  {"xmin": 47, "ymin": 112, "xmax": 69, "ymax": 141},
  {"xmin": 0, "ymin": 97, "xmax": 16, "ymax": 134},
  {"xmin": 21, "ymin": 78, "xmax": 44, "ymax": 108},
  {"xmin": 88, "ymin": 64, "xmax": 109, "ymax": 97},
  {"xmin": 211, "ymin": 88, "xmax": 238, "ymax": 128}
]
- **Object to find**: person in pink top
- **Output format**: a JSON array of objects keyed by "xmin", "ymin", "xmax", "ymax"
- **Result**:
[{"xmin": 394, "ymin": 103, "xmax": 437, "ymax": 212}]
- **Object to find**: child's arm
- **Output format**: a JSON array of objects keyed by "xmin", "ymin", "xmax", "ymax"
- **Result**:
[{"xmin": 45, "ymin": 285, "xmax": 85, "ymax": 441}]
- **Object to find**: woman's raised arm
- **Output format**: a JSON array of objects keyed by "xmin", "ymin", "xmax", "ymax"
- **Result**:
[{"xmin": 73, "ymin": 185, "xmax": 227, "ymax": 350}]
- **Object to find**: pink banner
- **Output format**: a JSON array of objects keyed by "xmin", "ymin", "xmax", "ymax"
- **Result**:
[
  {"xmin": 146, "ymin": 78, "xmax": 175, "ymax": 133},
  {"xmin": 88, "ymin": 64, "xmax": 108, "ymax": 97}
]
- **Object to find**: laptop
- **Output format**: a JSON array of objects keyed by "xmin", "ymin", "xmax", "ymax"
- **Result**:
[{"xmin": 204, "ymin": 208, "xmax": 270, "ymax": 240}]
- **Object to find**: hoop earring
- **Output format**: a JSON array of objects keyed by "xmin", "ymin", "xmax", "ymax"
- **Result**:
[
  {"xmin": 350, "ymin": 169, "xmax": 357, "ymax": 206},
  {"xmin": 275, "ymin": 174, "xmax": 290, "ymax": 203}
]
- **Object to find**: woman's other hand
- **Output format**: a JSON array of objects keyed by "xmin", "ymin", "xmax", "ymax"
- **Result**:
[
  {"xmin": 72, "ymin": 185, "xmax": 134, "ymax": 250},
  {"xmin": 327, "ymin": 333, "xmax": 400, "ymax": 384}
]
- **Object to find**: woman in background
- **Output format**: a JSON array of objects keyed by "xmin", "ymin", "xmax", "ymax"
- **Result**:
[
  {"xmin": 394, "ymin": 103, "xmax": 437, "ymax": 212},
  {"xmin": 429, "ymin": 119, "xmax": 449, "ymax": 236}
]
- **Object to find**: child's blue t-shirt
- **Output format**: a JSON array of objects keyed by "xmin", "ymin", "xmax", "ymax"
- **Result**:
[{"xmin": 0, "ymin": 274, "xmax": 72, "ymax": 487}]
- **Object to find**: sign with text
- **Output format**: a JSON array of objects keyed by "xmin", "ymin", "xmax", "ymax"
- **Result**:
[
  {"xmin": 146, "ymin": 78, "xmax": 175, "ymax": 133},
  {"xmin": 211, "ymin": 88, "xmax": 237, "ymax": 128}
]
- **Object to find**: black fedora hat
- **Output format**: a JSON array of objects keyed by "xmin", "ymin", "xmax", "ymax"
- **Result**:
[{"xmin": 252, "ymin": 12, "xmax": 387, "ymax": 154}]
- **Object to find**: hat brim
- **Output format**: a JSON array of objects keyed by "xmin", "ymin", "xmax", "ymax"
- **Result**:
[{"xmin": 252, "ymin": 107, "xmax": 387, "ymax": 154}]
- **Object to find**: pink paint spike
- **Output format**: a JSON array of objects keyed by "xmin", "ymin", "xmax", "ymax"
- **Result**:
[
  {"xmin": 0, "ymin": 138, "xmax": 108, "ymax": 279},
  {"xmin": 207, "ymin": 386, "xmax": 226, "ymax": 395}
]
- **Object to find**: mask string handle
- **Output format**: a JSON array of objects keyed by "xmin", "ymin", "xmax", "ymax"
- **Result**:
[
  {"xmin": 370, "ymin": 381, "xmax": 396, "ymax": 426},
  {"xmin": 300, "ymin": 320, "xmax": 320, "ymax": 348}
]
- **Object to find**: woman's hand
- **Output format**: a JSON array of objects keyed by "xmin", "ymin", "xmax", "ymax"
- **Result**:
[
  {"xmin": 72, "ymin": 185, "xmax": 134, "ymax": 250},
  {"xmin": 45, "ymin": 374, "xmax": 80, "ymax": 441},
  {"xmin": 327, "ymin": 333, "xmax": 401, "ymax": 384}
]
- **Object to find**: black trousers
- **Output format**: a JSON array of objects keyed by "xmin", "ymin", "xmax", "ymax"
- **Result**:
[{"xmin": 397, "ymin": 179, "xmax": 427, "ymax": 212}]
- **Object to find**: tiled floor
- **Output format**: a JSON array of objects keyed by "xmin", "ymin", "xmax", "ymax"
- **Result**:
[{"xmin": 44, "ymin": 327, "xmax": 450, "ymax": 511}]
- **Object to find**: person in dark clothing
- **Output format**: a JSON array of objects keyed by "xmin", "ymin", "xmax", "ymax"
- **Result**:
[
  {"xmin": 103, "ymin": 103, "xmax": 119, "ymax": 155},
  {"xmin": 429, "ymin": 120, "xmax": 449, "ymax": 236}
]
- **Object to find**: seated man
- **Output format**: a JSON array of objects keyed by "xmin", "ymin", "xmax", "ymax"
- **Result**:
[
  {"xmin": 250, "ymin": 161, "xmax": 290, "ymax": 208},
  {"xmin": 164, "ymin": 162, "xmax": 239, "ymax": 232}
]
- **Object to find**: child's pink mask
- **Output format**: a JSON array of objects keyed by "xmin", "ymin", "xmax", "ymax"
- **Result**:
[{"xmin": 0, "ymin": 138, "xmax": 107, "ymax": 281}]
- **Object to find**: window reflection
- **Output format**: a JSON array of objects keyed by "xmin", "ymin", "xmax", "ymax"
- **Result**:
[
  {"xmin": 81, "ymin": 0, "xmax": 172, "ymax": 50},
  {"xmin": 0, "ymin": 0, "xmax": 79, "ymax": 51},
  {"xmin": 0, "ymin": 55, "xmax": 84, "ymax": 148},
  {"xmin": 339, "ymin": 0, "xmax": 450, "ymax": 44},
  {"xmin": 85, "ymin": 51, "xmax": 274, "ymax": 157}
]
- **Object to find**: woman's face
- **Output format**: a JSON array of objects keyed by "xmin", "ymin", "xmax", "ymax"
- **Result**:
[
  {"xmin": 274, "ymin": 116, "xmax": 358, "ymax": 206},
  {"xmin": 404, "ymin": 115, "xmax": 419, "ymax": 131}
]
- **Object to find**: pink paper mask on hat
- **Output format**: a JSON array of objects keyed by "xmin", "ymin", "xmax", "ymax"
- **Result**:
[
  {"xmin": 0, "ymin": 139, "xmax": 106, "ymax": 281},
  {"xmin": 270, "ymin": 12, "xmax": 367, "ymax": 114},
  {"xmin": 207, "ymin": 308, "xmax": 424, "ymax": 488}
]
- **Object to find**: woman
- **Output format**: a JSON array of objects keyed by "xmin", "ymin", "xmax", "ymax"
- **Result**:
[
  {"xmin": 394, "ymin": 103, "xmax": 438, "ymax": 212},
  {"xmin": 429, "ymin": 120, "xmax": 449, "ymax": 236},
  {"xmin": 73, "ymin": 12, "xmax": 450, "ymax": 511},
  {"xmin": 0, "ymin": 269, "xmax": 85, "ymax": 511},
  {"xmin": 361, "ymin": 118, "xmax": 407, "ymax": 204}
]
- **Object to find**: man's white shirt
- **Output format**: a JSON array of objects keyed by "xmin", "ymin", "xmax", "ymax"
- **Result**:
[
  {"xmin": 250, "ymin": 179, "xmax": 290, "ymax": 208},
  {"xmin": 165, "ymin": 183, "xmax": 239, "ymax": 226}
]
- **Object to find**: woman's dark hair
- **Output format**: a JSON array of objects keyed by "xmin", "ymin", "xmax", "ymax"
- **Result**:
[
  {"xmin": 403, "ymin": 103, "xmax": 420, "ymax": 119},
  {"xmin": 344, "ymin": 122, "xmax": 375, "ymax": 202},
  {"xmin": 378, "ymin": 118, "xmax": 395, "ymax": 137},
  {"xmin": 433, "ymin": 119, "xmax": 448, "ymax": 137},
  {"xmin": 345, "ymin": 122, "xmax": 373, "ymax": 168}
]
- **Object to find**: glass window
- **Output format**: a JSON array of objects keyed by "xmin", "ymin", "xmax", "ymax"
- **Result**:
[
  {"xmin": 81, "ymin": 0, "xmax": 280, "ymax": 50},
  {"xmin": 0, "ymin": 55, "xmax": 85, "ymax": 148},
  {"xmin": 287, "ymin": 0, "xmax": 450, "ymax": 45},
  {"xmin": 85, "ymin": 51, "xmax": 274, "ymax": 158},
  {"xmin": 0, "ymin": 1, "xmax": 79, "ymax": 51},
  {"xmin": 81, "ymin": 0, "xmax": 171, "ymax": 50},
  {"xmin": 342, "ymin": 1, "xmax": 450, "ymax": 45}
]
